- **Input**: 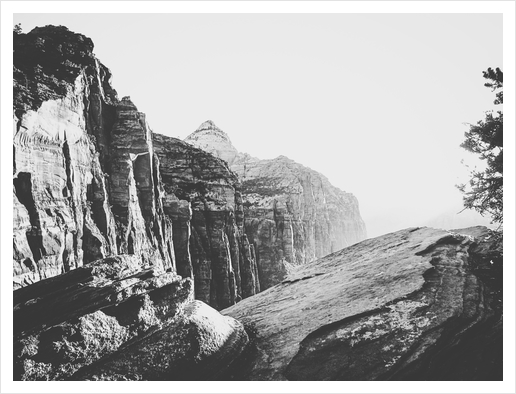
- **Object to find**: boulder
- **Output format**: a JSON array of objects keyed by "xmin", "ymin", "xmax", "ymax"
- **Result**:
[{"xmin": 74, "ymin": 300, "xmax": 249, "ymax": 380}]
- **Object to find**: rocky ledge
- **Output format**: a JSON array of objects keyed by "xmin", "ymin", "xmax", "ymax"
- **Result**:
[
  {"xmin": 14, "ymin": 254, "xmax": 248, "ymax": 381},
  {"xmin": 223, "ymin": 226, "xmax": 502, "ymax": 380}
]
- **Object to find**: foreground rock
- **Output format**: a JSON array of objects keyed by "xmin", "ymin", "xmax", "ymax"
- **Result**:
[
  {"xmin": 223, "ymin": 226, "xmax": 502, "ymax": 380},
  {"xmin": 185, "ymin": 121, "xmax": 367, "ymax": 289},
  {"xmin": 14, "ymin": 255, "xmax": 248, "ymax": 381}
]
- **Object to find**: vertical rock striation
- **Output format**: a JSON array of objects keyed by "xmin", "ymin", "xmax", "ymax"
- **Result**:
[
  {"xmin": 185, "ymin": 121, "xmax": 367, "ymax": 289},
  {"xmin": 153, "ymin": 134, "xmax": 260, "ymax": 309},
  {"xmin": 13, "ymin": 26, "xmax": 120, "ymax": 287},
  {"xmin": 12, "ymin": 26, "xmax": 176, "ymax": 287},
  {"xmin": 13, "ymin": 25, "xmax": 259, "ymax": 308}
]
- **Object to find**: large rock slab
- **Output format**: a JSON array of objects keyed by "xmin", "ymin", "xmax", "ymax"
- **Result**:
[
  {"xmin": 13, "ymin": 26, "xmax": 259, "ymax": 311},
  {"xmin": 223, "ymin": 226, "xmax": 502, "ymax": 380}
]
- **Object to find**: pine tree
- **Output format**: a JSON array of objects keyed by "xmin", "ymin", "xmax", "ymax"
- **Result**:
[{"xmin": 458, "ymin": 68, "xmax": 503, "ymax": 224}]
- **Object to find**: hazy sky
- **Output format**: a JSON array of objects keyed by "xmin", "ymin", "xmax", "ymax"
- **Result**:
[{"xmin": 13, "ymin": 12, "xmax": 503, "ymax": 237}]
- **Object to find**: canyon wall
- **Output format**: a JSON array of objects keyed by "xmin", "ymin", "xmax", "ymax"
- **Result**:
[
  {"xmin": 13, "ymin": 25, "xmax": 258, "ymax": 309},
  {"xmin": 185, "ymin": 121, "xmax": 367, "ymax": 289}
]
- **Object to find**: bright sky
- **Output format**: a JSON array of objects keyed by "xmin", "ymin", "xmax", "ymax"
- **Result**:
[{"xmin": 12, "ymin": 12, "xmax": 502, "ymax": 237}]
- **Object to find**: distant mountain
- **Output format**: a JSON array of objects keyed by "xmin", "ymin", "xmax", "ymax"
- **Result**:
[{"xmin": 185, "ymin": 121, "xmax": 367, "ymax": 289}]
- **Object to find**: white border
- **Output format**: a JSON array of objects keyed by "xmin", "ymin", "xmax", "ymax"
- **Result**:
[{"xmin": 1, "ymin": 1, "xmax": 515, "ymax": 393}]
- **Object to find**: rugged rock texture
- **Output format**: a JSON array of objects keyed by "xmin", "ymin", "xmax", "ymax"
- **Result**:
[
  {"xmin": 13, "ymin": 25, "xmax": 120, "ymax": 287},
  {"xmin": 153, "ymin": 134, "xmax": 260, "ymax": 310},
  {"xmin": 185, "ymin": 122, "xmax": 367, "ymax": 289},
  {"xmin": 223, "ymin": 226, "xmax": 502, "ymax": 380},
  {"xmin": 12, "ymin": 26, "xmax": 259, "ymax": 310},
  {"xmin": 74, "ymin": 300, "xmax": 249, "ymax": 380},
  {"xmin": 13, "ymin": 255, "xmax": 248, "ymax": 381}
]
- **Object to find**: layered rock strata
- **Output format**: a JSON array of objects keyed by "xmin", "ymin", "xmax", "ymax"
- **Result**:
[
  {"xmin": 185, "ymin": 121, "xmax": 367, "ymax": 289},
  {"xmin": 13, "ymin": 254, "xmax": 248, "ymax": 380},
  {"xmin": 13, "ymin": 25, "xmax": 121, "ymax": 287},
  {"xmin": 223, "ymin": 226, "xmax": 502, "ymax": 380},
  {"xmin": 13, "ymin": 26, "xmax": 259, "ymax": 309}
]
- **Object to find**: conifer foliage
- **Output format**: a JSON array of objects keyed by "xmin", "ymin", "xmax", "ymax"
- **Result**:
[{"xmin": 458, "ymin": 68, "xmax": 503, "ymax": 224}]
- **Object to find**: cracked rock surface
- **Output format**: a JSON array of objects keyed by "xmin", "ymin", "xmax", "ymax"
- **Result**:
[{"xmin": 223, "ymin": 226, "xmax": 502, "ymax": 380}]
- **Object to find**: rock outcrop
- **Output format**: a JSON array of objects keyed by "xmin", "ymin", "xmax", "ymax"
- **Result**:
[
  {"xmin": 13, "ymin": 254, "xmax": 248, "ymax": 380},
  {"xmin": 223, "ymin": 226, "xmax": 502, "ymax": 380},
  {"xmin": 185, "ymin": 122, "xmax": 367, "ymax": 289},
  {"xmin": 12, "ymin": 26, "xmax": 259, "ymax": 310}
]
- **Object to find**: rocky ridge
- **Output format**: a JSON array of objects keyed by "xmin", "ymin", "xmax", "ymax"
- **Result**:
[{"xmin": 185, "ymin": 121, "xmax": 367, "ymax": 289}]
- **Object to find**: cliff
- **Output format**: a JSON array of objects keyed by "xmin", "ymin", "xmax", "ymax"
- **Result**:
[
  {"xmin": 13, "ymin": 26, "xmax": 258, "ymax": 309},
  {"xmin": 152, "ymin": 134, "xmax": 260, "ymax": 309},
  {"xmin": 185, "ymin": 121, "xmax": 367, "ymax": 289},
  {"xmin": 223, "ymin": 226, "xmax": 502, "ymax": 380}
]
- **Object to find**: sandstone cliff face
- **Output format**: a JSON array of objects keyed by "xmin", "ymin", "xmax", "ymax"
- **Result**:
[
  {"xmin": 13, "ymin": 26, "xmax": 259, "ymax": 310},
  {"xmin": 223, "ymin": 226, "xmax": 502, "ymax": 380},
  {"xmin": 13, "ymin": 26, "xmax": 121, "ymax": 287},
  {"xmin": 152, "ymin": 134, "xmax": 260, "ymax": 309},
  {"xmin": 185, "ymin": 122, "xmax": 367, "ymax": 289}
]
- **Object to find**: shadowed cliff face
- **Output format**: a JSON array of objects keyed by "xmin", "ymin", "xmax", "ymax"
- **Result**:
[
  {"xmin": 185, "ymin": 122, "xmax": 367, "ymax": 289},
  {"xmin": 12, "ymin": 25, "xmax": 259, "ymax": 309},
  {"xmin": 153, "ymin": 134, "xmax": 260, "ymax": 309}
]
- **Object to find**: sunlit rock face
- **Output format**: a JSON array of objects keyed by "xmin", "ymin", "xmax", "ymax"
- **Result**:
[
  {"xmin": 185, "ymin": 122, "xmax": 367, "ymax": 289},
  {"xmin": 13, "ymin": 25, "xmax": 121, "ymax": 287}
]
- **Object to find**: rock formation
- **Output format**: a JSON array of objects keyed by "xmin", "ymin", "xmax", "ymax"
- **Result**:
[
  {"xmin": 223, "ymin": 226, "xmax": 502, "ymax": 380},
  {"xmin": 13, "ymin": 25, "xmax": 259, "ymax": 309},
  {"xmin": 12, "ymin": 25, "xmax": 502, "ymax": 382},
  {"xmin": 13, "ymin": 254, "xmax": 248, "ymax": 380},
  {"xmin": 185, "ymin": 122, "xmax": 367, "ymax": 289}
]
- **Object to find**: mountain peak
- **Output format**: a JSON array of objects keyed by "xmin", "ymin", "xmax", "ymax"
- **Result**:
[{"xmin": 185, "ymin": 120, "xmax": 238, "ymax": 165}]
